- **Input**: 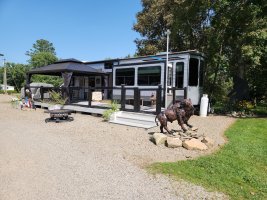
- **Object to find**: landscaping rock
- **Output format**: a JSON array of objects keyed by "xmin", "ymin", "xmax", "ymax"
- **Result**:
[
  {"xmin": 172, "ymin": 132, "xmax": 179, "ymax": 136},
  {"xmin": 190, "ymin": 127, "xmax": 199, "ymax": 131},
  {"xmin": 167, "ymin": 137, "xmax": 182, "ymax": 148},
  {"xmin": 201, "ymin": 137, "xmax": 215, "ymax": 148},
  {"xmin": 152, "ymin": 133, "xmax": 167, "ymax": 145},
  {"xmin": 182, "ymin": 138, "xmax": 208, "ymax": 150}
]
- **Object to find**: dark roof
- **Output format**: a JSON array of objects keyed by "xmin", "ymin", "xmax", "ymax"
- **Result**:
[
  {"xmin": 55, "ymin": 58, "xmax": 83, "ymax": 64},
  {"xmin": 28, "ymin": 61, "xmax": 105, "ymax": 76}
]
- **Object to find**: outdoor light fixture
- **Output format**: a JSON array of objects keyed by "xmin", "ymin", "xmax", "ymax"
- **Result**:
[{"xmin": 165, "ymin": 29, "xmax": 171, "ymax": 108}]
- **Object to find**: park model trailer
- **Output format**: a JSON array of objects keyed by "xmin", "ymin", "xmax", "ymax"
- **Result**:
[{"xmin": 112, "ymin": 50, "xmax": 204, "ymax": 106}]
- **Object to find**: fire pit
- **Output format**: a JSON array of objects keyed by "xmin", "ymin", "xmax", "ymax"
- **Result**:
[{"xmin": 44, "ymin": 109, "xmax": 74, "ymax": 123}]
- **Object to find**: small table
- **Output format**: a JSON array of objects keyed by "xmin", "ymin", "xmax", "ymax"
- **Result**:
[{"xmin": 44, "ymin": 109, "xmax": 74, "ymax": 123}]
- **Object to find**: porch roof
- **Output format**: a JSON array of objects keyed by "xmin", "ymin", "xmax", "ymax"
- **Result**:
[{"xmin": 28, "ymin": 59, "xmax": 106, "ymax": 76}]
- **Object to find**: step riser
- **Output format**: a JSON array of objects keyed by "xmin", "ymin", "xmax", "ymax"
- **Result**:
[
  {"xmin": 116, "ymin": 114, "xmax": 155, "ymax": 121},
  {"xmin": 109, "ymin": 120, "xmax": 153, "ymax": 129},
  {"xmin": 109, "ymin": 111, "xmax": 156, "ymax": 129},
  {"xmin": 115, "ymin": 117, "xmax": 156, "ymax": 126}
]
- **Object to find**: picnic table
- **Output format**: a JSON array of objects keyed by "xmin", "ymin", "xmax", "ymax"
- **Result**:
[{"xmin": 44, "ymin": 109, "xmax": 74, "ymax": 123}]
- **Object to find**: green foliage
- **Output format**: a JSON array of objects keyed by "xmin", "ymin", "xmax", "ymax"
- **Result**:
[
  {"xmin": 31, "ymin": 75, "xmax": 63, "ymax": 87},
  {"xmin": 102, "ymin": 100, "xmax": 119, "ymax": 121},
  {"xmin": 26, "ymin": 39, "xmax": 58, "ymax": 68},
  {"xmin": 134, "ymin": 0, "xmax": 267, "ymax": 101},
  {"xmin": 0, "ymin": 62, "xmax": 30, "ymax": 92},
  {"xmin": 25, "ymin": 39, "xmax": 61, "ymax": 86},
  {"xmin": 29, "ymin": 52, "xmax": 58, "ymax": 68},
  {"xmin": 0, "ymin": 90, "xmax": 18, "ymax": 94},
  {"xmin": 251, "ymin": 103, "xmax": 267, "ymax": 116},
  {"xmin": 26, "ymin": 39, "xmax": 56, "ymax": 57},
  {"xmin": 149, "ymin": 118, "xmax": 267, "ymax": 200},
  {"xmin": 49, "ymin": 90, "xmax": 67, "ymax": 105}
]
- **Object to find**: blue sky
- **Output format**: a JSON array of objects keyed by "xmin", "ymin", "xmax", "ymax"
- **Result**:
[{"xmin": 0, "ymin": 0, "xmax": 142, "ymax": 65}]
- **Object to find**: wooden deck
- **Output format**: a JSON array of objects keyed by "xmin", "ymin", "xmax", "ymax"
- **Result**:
[
  {"xmin": 34, "ymin": 101, "xmax": 162, "ymax": 115},
  {"xmin": 34, "ymin": 102, "xmax": 107, "ymax": 115}
]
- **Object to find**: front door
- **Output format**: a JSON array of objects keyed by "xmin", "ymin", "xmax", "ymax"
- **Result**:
[
  {"xmin": 187, "ymin": 57, "xmax": 201, "ymax": 105},
  {"xmin": 173, "ymin": 61, "xmax": 185, "ymax": 101}
]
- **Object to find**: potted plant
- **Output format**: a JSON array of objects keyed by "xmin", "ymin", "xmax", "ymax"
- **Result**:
[{"xmin": 48, "ymin": 90, "xmax": 67, "ymax": 111}]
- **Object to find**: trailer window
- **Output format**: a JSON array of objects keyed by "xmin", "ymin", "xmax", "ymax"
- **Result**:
[
  {"xmin": 138, "ymin": 66, "xmax": 161, "ymax": 86},
  {"xmin": 115, "ymin": 68, "xmax": 135, "ymax": 86},
  {"xmin": 176, "ymin": 62, "xmax": 184, "ymax": 88},
  {"xmin": 189, "ymin": 58, "xmax": 199, "ymax": 86}
]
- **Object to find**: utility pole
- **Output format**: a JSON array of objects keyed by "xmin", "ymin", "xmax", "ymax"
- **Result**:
[
  {"xmin": 3, "ymin": 58, "xmax": 7, "ymax": 94},
  {"xmin": 165, "ymin": 29, "xmax": 171, "ymax": 108},
  {"xmin": 0, "ymin": 54, "xmax": 6, "ymax": 94}
]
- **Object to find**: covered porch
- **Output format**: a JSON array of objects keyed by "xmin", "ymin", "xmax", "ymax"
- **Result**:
[{"xmin": 27, "ymin": 59, "xmax": 109, "ymax": 103}]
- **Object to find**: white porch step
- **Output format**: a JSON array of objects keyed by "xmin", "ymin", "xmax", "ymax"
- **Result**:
[{"xmin": 109, "ymin": 111, "xmax": 157, "ymax": 129}]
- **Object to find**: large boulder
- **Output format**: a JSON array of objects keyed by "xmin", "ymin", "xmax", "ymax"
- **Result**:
[
  {"xmin": 152, "ymin": 133, "xmax": 167, "ymax": 145},
  {"xmin": 167, "ymin": 137, "xmax": 182, "ymax": 148},
  {"xmin": 183, "ymin": 138, "xmax": 208, "ymax": 150}
]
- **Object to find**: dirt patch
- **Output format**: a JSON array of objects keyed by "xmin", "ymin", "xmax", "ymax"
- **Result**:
[{"xmin": 0, "ymin": 94, "xmax": 235, "ymax": 199}]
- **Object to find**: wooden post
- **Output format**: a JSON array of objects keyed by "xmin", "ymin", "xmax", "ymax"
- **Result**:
[
  {"xmin": 172, "ymin": 87, "xmax": 176, "ymax": 104},
  {"xmin": 68, "ymin": 86, "xmax": 72, "ymax": 104},
  {"xmin": 88, "ymin": 86, "xmax": 92, "ymax": 107},
  {"xmin": 134, "ymin": 87, "xmax": 140, "ymax": 112},
  {"xmin": 156, "ymin": 84, "xmax": 162, "ymax": 114},
  {"xmin": 120, "ymin": 84, "xmax": 126, "ymax": 111},
  {"xmin": 184, "ymin": 87, "xmax": 188, "ymax": 99},
  {"xmin": 40, "ymin": 86, "xmax": 44, "ymax": 101}
]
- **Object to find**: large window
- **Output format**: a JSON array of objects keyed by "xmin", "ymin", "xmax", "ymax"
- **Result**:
[
  {"xmin": 176, "ymin": 62, "xmax": 184, "ymax": 88},
  {"xmin": 138, "ymin": 66, "xmax": 161, "ymax": 86},
  {"xmin": 115, "ymin": 68, "xmax": 135, "ymax": 86},
  {"xmin": 189, "ymin": 58, "xmax": 199, "ymax": 86}
]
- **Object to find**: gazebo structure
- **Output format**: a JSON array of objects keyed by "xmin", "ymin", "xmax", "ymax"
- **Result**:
[
  {"xmin": 27, "ymin": 59, "xmax": 106, "ymax": 102},
  {"xmin": 27, "ymin": 59, "xmax": 105, "ymax": 82}
]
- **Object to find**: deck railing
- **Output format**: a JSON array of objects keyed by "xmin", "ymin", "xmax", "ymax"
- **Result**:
[{"xmin": 28, "ymin": 85, "xmax": 187, "ymax": 114}]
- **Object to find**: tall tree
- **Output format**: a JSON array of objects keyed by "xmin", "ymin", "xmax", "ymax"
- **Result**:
[
  {"xmin": 26, "ymin": 39, "xmax": 56, "ymax": 57},
  {"xmin": 26, "ymin": 39, "xmax": 62, "ymax": 86},
  {"xmin": 0, "ymin": 62, "xmax": 30, "ymax": 92},
  {"xmin": 26, "ymin": 39, "xmax": 58, "ymax": 68},
  {"xmin": 134, "ymin": 0, "xmax": 267, "ymax": 101}
]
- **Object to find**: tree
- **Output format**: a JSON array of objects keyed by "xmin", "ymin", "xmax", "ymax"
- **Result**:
[
  {"xmin": 26, "ymin": 39, "xmax": 62, "ymax": 86},
  {"xmin": 26, "ymin": 39, "xmax": 58, "ymax": 68},
  {"xmin": 0, "ymin": 62, "xmax": 30, "ymax": 92},
  {"xmin": 30, "ymin": 52, "xmax": 58, "ymax": 68},
  {"xmin": 133, "ymin": 0, "xmax": 267, "ymax": 102},
  {"xmin": 26, "ymin": 39, "xmax": 56, "ymax": 57}
]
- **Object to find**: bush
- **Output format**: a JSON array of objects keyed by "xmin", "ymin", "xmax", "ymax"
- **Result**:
[
  {"xmin": 102, "ymin": 100, "xmax": 119, "ymax": 121},
  {"xmin": 49, "ymin": 90, "xmax": 67, "ymax": 105},
  {"xmin": 0, "ymin": 90, "xmax": 18, "ymax": 95}
]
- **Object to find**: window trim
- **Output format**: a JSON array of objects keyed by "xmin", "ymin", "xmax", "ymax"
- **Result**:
[
  {"xmin": 115, "ymin": 68, "xmax": 135, "ymax": 86},
  {"xmin": 137, "ymin": 65, "xmax": 161, "ymax": 86}
]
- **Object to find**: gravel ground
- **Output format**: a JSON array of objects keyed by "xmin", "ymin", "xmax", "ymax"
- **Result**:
[{"xmin": 0, "ymin": 94, "xmax": 235, "ymax": 200}]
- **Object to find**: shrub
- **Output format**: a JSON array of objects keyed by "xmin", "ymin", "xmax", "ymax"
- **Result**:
[
  {"xmin": 0, "ymin": 90, "xmax": 17, "ymax": 94},
  {"xmin": 102, "ymin": 100, "xmax": 119, "ymax": 121},
  {"xmin": 49, "ymin": 90, "xmax": 67, "ymax": 105}
]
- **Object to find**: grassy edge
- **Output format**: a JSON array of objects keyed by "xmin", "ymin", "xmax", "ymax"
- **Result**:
[{"xmin": 147, "ymin": 118, "xmax": 267, "ymax": 200}]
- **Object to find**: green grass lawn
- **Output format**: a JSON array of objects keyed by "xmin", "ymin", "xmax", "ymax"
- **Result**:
[{"xmin": 149, "ymin": 118, "xmax": 267, "ymax": 200}]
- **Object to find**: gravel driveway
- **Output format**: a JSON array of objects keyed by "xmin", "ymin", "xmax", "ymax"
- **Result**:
[{"xmin": 0, "ymin": 95, "xmax": 235, "ymax": 199}]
